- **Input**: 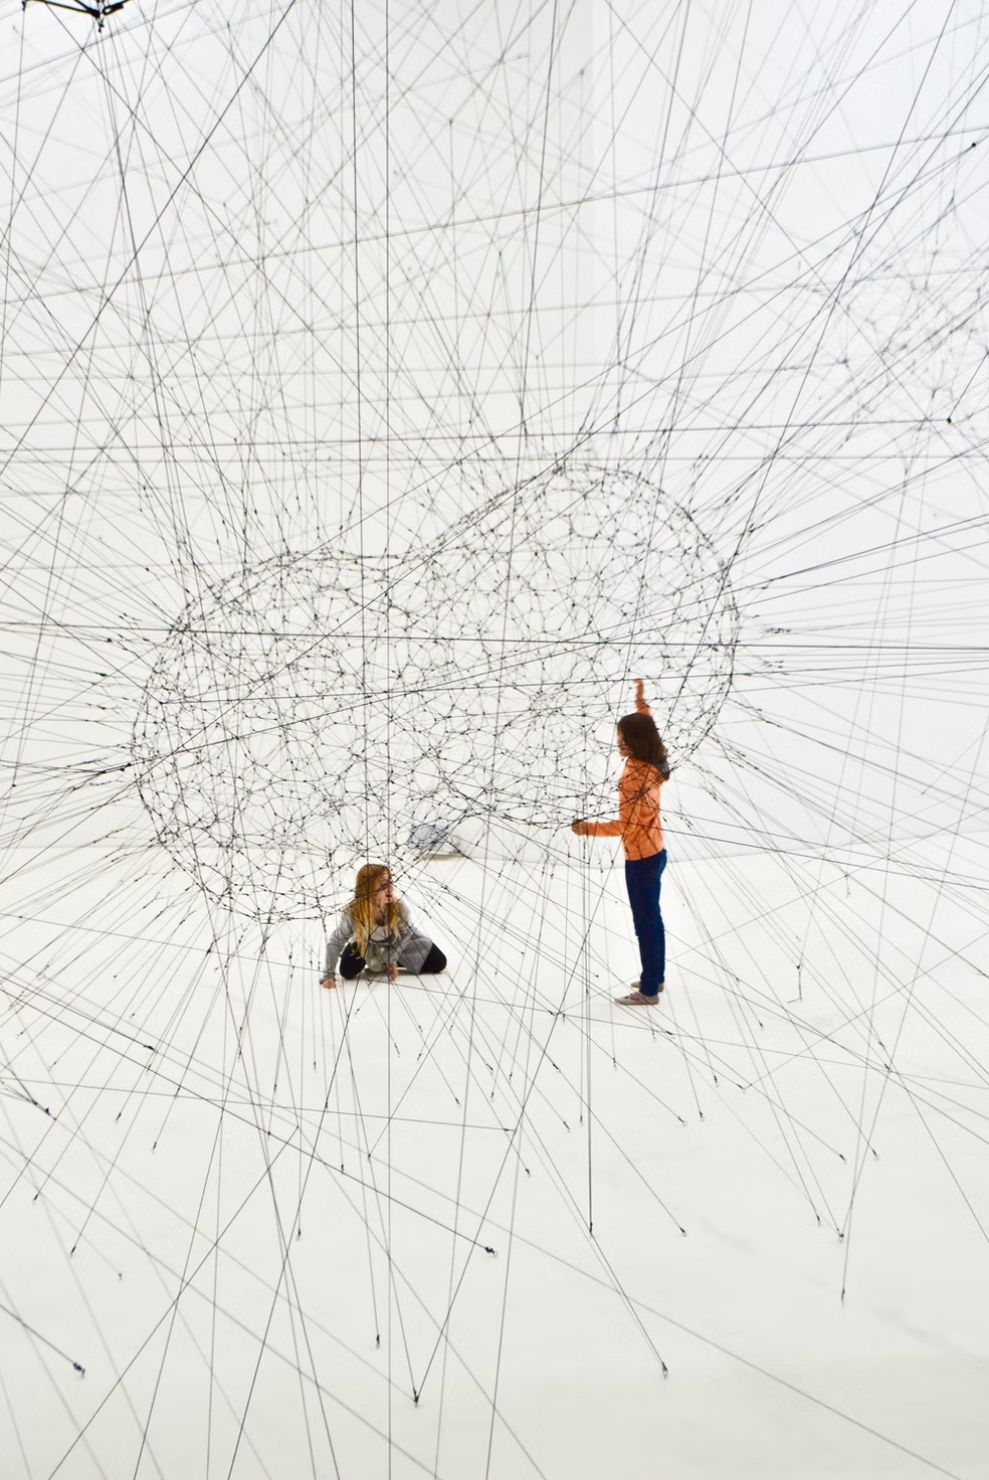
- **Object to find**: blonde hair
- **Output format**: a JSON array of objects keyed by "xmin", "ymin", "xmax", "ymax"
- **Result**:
[{"xmin": 347, "ymin": 864, "xmax": 401, "ymax": 953}]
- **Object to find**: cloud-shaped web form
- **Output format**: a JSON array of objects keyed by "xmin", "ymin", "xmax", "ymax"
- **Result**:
[{"xmin": 133, "ymin": 464, "xmax": 737, "ymax": 918}]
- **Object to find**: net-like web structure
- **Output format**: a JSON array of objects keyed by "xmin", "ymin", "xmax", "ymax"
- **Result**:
[
  {"xmin": 2, "ymin": 3, "xmax": 988, "ymax": 1478},
  {"xmin": 133, "ymin": 464, "xmax": 736, "ymax": 919}
]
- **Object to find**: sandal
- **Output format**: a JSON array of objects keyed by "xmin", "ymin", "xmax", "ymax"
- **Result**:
[{"xmin": 615, "ymin": 990, "xmax": 659, "ymax": 1005}]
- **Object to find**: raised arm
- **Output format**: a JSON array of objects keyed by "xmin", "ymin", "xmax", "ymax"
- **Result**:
[{"xmin": 570, "ymin": 680, "xmax": 654, "ymax": 838}]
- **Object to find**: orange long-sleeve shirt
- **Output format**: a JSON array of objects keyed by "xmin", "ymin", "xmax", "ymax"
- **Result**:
[{"xmin": 584, "ymin": 700, "xmax": 665, "ymax": 860}]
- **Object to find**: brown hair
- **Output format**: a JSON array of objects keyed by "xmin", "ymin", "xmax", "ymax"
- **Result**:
[
  {"xmin": 617, "ymin": 711, "xmax": 670, "ymax": 778},
  {"xmin": 347, "ymin": 864, "xmax": 401, "ymax": 952}
]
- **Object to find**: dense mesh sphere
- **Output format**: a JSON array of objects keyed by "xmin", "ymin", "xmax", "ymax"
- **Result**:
[{"xmin": 134, "ymin": 464, "xmax": 736, "ymax": 919}]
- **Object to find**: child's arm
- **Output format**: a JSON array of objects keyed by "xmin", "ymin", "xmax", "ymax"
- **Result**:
[
  {"xmin": 571, "ymin": 681, "xmax": 653, "ymax": 837},
  {"xmin": 577, "ymin": 769, "xmax": 638, "ymax": 839},
  {"xmin": 320, "ymin": 913, "xmax": 352, "ymax": 988},
  {"xmin": 391, "ymin": 903, "xmax": 435, "ymax": 977}
]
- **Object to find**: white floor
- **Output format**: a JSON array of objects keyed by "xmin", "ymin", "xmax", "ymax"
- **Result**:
[{"xmin": 1, "ymin": 841, "xmax": 987, "ymax": 1479}]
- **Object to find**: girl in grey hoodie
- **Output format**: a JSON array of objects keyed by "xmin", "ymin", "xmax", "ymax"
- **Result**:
[{"xmin": 320, "ymin": 863, "xmax": 446, "ymax": 988}]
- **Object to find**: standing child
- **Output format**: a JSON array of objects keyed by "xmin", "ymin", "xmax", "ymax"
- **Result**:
[
  {"xmin": 572, "ymin": 679, "xmax": 670, "ymax": 1004},
  {"xmin": 319, "ymin": 864, "xmax": 447, "ymax": 988}
]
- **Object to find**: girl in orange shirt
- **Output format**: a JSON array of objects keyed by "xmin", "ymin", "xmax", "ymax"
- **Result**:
[{"xmin": 572, "ymin": 679, "xmax": 670, "ymax": 1004}]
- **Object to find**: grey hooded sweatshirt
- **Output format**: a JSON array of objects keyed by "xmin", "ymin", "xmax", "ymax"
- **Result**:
[{"xmin": 322, "ymin": 901, "xmax": 434, "ymax": 979}]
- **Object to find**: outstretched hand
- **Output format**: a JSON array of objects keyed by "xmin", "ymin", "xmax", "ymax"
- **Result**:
[
  {"xmin": 572, "ymin": 819, "xmax": 589, "ymax": 836},
  {"xmin": 320, "ymin": 977, "xmax": 336, "ymax": 990},
  {"xmin": 634, "ymin": 676, "xmax": 646, "ymax": 705}
]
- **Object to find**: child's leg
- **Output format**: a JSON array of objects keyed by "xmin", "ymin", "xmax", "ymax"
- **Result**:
[
  {"xmin": 338, "ymin": 943, "xmax": 366, "ymax": 979},
  {"xmin": 625, "ymin": 853, "xmax": 665, "ymax": 995},
  {"xmin": 624, "ymin": 858, "xmax": 644, "ymax": 983},
  {"xmin": 651, "ymin": 850, "xmax": 667, "ymax": 985},
  {"xmin": 398, "ymin": 943, "xmax": 446, "ymax": 973}
]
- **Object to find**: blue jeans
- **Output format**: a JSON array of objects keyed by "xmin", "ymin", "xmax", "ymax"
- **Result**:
[{"xmin": 624, "ymin": 849, "xmax": 667, "ymax": 995}]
